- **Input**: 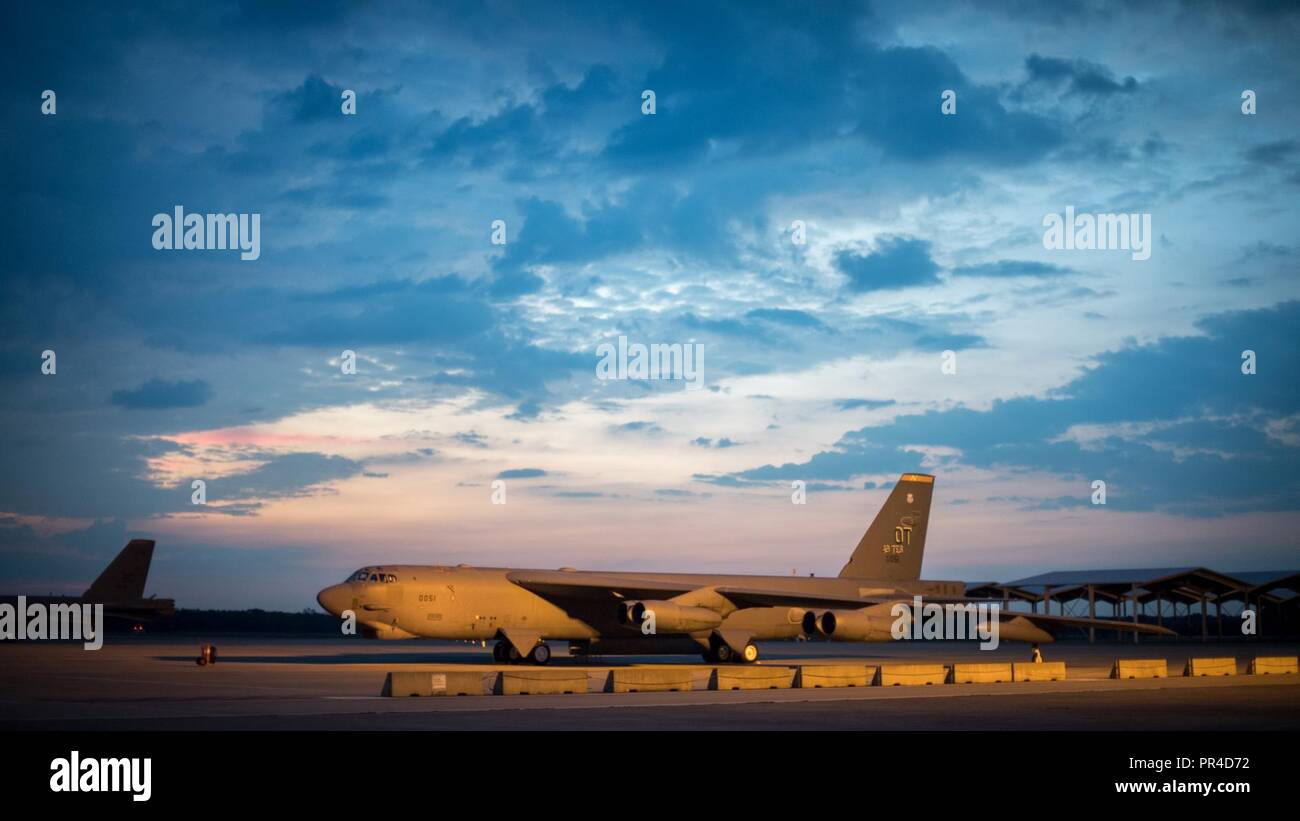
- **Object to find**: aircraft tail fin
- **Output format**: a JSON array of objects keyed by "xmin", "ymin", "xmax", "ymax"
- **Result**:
[
  {"xmin": 838, "ymin": 474, "xmax": 934, "ymax": 581},
  {"xmin": 84, "ymin": 539, "xmax": 156, "ymax": 602}
]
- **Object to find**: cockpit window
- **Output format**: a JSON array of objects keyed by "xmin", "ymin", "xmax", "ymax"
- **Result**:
[{"xmin": 347, "ymin": 569, "xmax": 397, "ymax": 583}]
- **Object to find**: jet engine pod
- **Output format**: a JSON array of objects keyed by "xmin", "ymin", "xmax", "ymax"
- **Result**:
[
  {"xmin": 616, "ymin": 601, "xmax": 638, "ymax": 625},
  {"xmin": 623, "ymin": 600, "xmax": 723, "ymax": 633},
  {"xmin": 802, "ymin": 610, "xmax": 831, "ymax": 636},
  {"xmin": 818, "ymin": 608, "xmax": 896, "ymax": 642}
]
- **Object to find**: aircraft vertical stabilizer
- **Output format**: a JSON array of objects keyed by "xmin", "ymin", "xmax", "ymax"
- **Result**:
[
  {"xmin": 84, "ymin": 539, "xmax": 156, "ymax": 602},
  {"xmin": 837, "ymin": 474, "xmax": 934, "ymax": 582}
]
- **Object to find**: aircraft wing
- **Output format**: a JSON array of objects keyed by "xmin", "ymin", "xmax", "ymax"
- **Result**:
[
  {"xmin": 711, "ymin": 585, "xmax": 897, "ymax": 610},
  {"xmin": 506, "ymin": 571, "xmax": 703, "ymax": 603},
  {"xmin": 506, "ymin": 570, "xmax": 896, "ymax": 612},
  {"xmin": 507, "ymin": 571, "xmax": 1177, "ymax": 638}
]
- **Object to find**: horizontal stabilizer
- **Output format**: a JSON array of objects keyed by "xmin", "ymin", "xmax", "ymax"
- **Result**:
[{"xmin": 1002, "ymin": 611, "xmax": 1176, "ymax": 641}]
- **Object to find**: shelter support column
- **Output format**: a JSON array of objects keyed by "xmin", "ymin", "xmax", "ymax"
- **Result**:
[
  {"xmin": 1200, "ymin": 593, "xmax": 1208, "ymax": 642},
  {"xmin": 1131, "ymin": 583, "xmax": 1140, "ymax": 644},
  {"xmin": 1088, "ymin": 585, "xmax": 1096, "ymax": 644}
]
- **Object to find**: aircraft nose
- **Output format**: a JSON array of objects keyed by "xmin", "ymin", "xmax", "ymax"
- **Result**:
[{"xmin": 317, "ymin": 584, "xmax": 349, "ymax": 616}]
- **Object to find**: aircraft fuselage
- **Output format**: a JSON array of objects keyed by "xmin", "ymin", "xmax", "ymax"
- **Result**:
[{"xmin": 315, "ymin": 564, "xmax": 965, "ymax": 648}]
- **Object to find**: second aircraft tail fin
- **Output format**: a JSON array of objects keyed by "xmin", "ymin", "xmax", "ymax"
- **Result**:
[{"xmin": 84, "ymin": 539, "xmax": 156, "ymax": 602}]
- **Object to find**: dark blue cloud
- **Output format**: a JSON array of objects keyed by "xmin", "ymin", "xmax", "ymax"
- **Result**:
[
  {"xmin": 950, "ymin": 260, "xmax": 1073, "ymax": 278},
  {"xmin": 1023, "ymin": 54, "xmax": 1137, "ymax": 97},
  {"xmin": 601, "ymin": 4, "xmax": 1061, "ymax": 168},
  {"xmin": 0, "ymin": 432, "xmax": 364, "ymax": 519},
  {"xmin": 452, "ymin": 431, "xmax": 488, "ymax": 448},
  {"xmin": 678, "ymin": 312, "xmax": 770, "ymax": 341},
  {"xmin": 261, "ymin": 285, "xmax": 496, "ymax": 346},
  {"xmin": 278, "ymin": 74, "xmax": 346, "ymax": 123},
  {"xmin": 430, "ymin": 65, "xmax": 621, "ymax": 173},
  {"xmin": 111, "ymin": 379, "xmax": 214, "ymax": 410},
  {"xmin": 836, "ymin": 237, "xmax": 942, "ymax": 292},
  {"xmin": 490, "ymin": 197, "xmax": 642, "ymax": 297},
  {"xmin": 853, "ymin": 45, "xmax": 1063, "ymax": 163},
  {"xmin": 834, "ymin": 399, "xmax": 896, "ymax": 411},
  {"xmin": 614, "ymin": 421, "xmax": 663, "ymax": 433},
  {"xmin": 745, "ymin": 308, "xmax": 830, "ymax": 331},
  {"xmin": 227, "ymin": 0, "xmax": 351, "ymax": 32},
  {"xmin": 1243, "ymin": 139, "xmax": 1298, "ymax": 165},
  {"xmin": 913, "ymin": 332, "xmax": 986, "ymax": 351},
  {"xmin": 204, "ymin": 453, "xmax": 365, "ymax": 514},
  {"xmin": 691, "ymin": 437, "xmax": 739, "ymax": 449},
  {"xmin": 497, "ymin": 468, "xmax": 547, "ymax": 479}
]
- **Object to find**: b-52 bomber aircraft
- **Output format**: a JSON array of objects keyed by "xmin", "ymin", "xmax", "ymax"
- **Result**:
[{"xmin": 317, "ymin": 474, "xmax": 1171, "ymax": 663}]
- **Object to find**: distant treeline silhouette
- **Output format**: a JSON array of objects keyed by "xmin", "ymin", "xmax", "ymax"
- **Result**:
[{"xmin": 114, "ymin": 608, "xmax": 338, "ymax": 634}]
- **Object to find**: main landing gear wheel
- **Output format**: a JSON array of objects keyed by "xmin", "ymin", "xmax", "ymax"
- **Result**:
[
  {"xmin": 713, "ymin": 643, "xmax": 734, "ymax": 663},
  {"xmin": 492, "ymin": 641, "xmax": 509, "ymax": 663},
  {"xmin": 740, "ymin": 643, "xmax": 760, "ymax": 663},
  {"xmin": 504, "ymin": 644, "xmax": 522, "ymax": 664},
  {"xmin": 528, "ymin": 643, "xmax": 551, "ymax": 665}
]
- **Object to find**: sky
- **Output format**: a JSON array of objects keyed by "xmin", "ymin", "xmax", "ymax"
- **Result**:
[{"xmin": 1, "ymin": 0, "xmax": 1297, "ymax": 609}]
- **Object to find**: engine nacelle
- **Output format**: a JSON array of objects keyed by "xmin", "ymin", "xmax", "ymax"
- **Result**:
[
  {"xmin": 814, "ymin": 608, "xmax": 897, "ymax": 642},
  {"xmin": 802, "ymin": 609, "xmax": 830, "ymax": 635},
  {"xmin": 618, "ymin": 600, "xmax": 723, "ymax": 633}
]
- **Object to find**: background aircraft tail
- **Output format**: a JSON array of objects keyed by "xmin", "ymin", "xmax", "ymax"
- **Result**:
[
  {"xmin": 84, "ymin": 539, "xmax": 156, "ymax": 602},
  {"xmin": 838, "ymin": 474, "xmax": 934, "ymax": 581}
]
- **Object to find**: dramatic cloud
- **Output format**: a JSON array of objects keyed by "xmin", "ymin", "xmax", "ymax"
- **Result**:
[
  {"xmin": 722, "ymin": 302, "xmax": 1300, "ymax": 516},
  {"xmin": 111, "ymin": 379, "xmax": 214, "ymax": 410},
  {"xmin": 950, "ymin": 260, "xmax": 1074, "ymax": 278},
  {"xmin": 836, "ymin": 237, "xmax": 943, "ymax": 292},
  {"xmin": 497, "ymin": 468, "xmax": 548, "ymax": 479},
  {"xmin": 1023, "ymin": 54, "xmax": 1138, "ymax": 97}
]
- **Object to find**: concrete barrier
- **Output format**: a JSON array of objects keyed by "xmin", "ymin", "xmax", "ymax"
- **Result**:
[
  {"xmin": 711, "ymin": 665, "xmax": 796, "ymax": 690},
  {"xmin": 876, "ymin": 663, "xmax": 947, "ymax": 686},
  {"xmin": 1013, "ymin": 661, "xmax": 1067, "ymax": 682},
  {"xmin": 1111, "ymin": 658, "xmax": 1167, "ymax": 679},
  {"xmin": 797, "ymin": 664, "xmax": 874, "ymax": 688},
  {"xmin": 950, "ymin": 663, "xmax": 1013, "ymax": 684},
  {"xmin": 382, "ymin": 671, "xmax": 487, "ymax": 697},
  {"xmin": 1183, "ymin": 657, "xmax": 1237, "ymax": 677},
  {"xmin": 1248, "ymin": 656, "xmax": 1299, "ymax": 675},
  {"xmin": 607, "ymin": 667, "xmax": 695, "ymax": 693},
  {"xmin": 496, "ymin": 669, "xmax": 589, "ymax": 695}
]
